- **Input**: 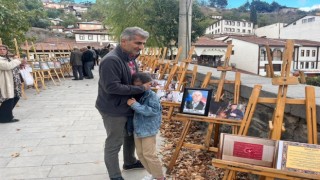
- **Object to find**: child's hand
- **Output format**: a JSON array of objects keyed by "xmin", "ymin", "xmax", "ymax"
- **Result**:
[{"xmin": 127, "ymin": 98, "xmax": 136, "ymax": 106}]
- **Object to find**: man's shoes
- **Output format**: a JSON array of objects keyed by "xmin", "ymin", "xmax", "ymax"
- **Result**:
[
  {"xmin": 79, "ymin": 78, "xmax": 83, "ymax": 80},
  {"xmin": 110, "ymin": 177, "xmax": 124, "ymax": 180},
  {"xmin": 72, "ymin": 78, "xmax": 79, "ymax": 80},
  {"xmin": 123, "ymin": 160, "xmax": 144, "ymax": 170},
  {"xmin": 84, "ymin": 77, "xmax": 93, "ymax": 79},
  {"xmin": 0, "ymin": 119, "xmax": 19, "ymax": 123}
]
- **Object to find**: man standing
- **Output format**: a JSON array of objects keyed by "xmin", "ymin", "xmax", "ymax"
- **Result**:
[
  {"xmin": 81, "ymin": 47, "xmax": 94, "ymax": 79},
  {"xmin": 96, "ymin": 27, "xmax": 150, "ymax": 180},
  {"xmin": 70, "ymin": 47, "xmax": 83, "ymax": 80}
]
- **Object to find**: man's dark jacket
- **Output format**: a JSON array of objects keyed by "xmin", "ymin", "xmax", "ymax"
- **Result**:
[
  {"xmin": 185, "ymin": 101, "xmax": 205, "ymax": 110},
  {"xmin": 82, "ymin": 50, "xmax": 94, "ymax": 63},
  {"xmin": 95, "ymin": 45, "xmax": 145, "ymax": 116}
]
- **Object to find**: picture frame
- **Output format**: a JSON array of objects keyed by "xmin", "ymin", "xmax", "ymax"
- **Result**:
[
  {"xmin": 180, "ymin": 87, "xmax": 213, "ymax": 116},
  {"xmin": 31, "ymin": 61, "xmax": 41, "ymax": 70},
  {"xmin": 40, "ymin": 61, "xmax": 50, "ymax": 70},
  {"xmin": 208, "ymin": 100, "xmax": 246, "ymax": 120},
  {"xmin": 47, "ymin": 61, "xmax": 55, "ymax": 69},
  {"xmin": 157, "ymin": 90, "xmax": 184, "ymax": 103},
  {"xmin": 218, "ymin": 133, "xmax": 277, "ymax": 167},
  {"xmin": 53, "ymin": 61, "xmax": 62, "ymax": 69}
]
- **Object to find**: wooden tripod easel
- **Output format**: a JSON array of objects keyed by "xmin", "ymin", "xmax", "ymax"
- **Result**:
[
  {"xmin": 215, "ymin": 40, "xmax": 318, "ymax": 180},
  {"xmin": 166, "ymin": 44, "xmax": 245, "ymax": 173}
]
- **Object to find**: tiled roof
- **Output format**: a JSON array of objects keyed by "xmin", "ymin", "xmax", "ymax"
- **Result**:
[
  {"xmin": 193, "ymin": 36, "xmax": 228, "ymax": 47},
  {"xmin": 228, "ymin": 36, "xmax": 320, "ymax": 47},
  {"xmin": 229, "ymin": 36, "xmax": 286, "ymax": 47},
  {"xmin": 20, "ymin": 40, "xmax": 107, "ymax": 51},
  {"xmin": 73, "ymin": 30, "xmax": 109, "ymax": 35},
  {"xmin": 276, "ymin": 39, "xmax": 320, "ymax": 46}
]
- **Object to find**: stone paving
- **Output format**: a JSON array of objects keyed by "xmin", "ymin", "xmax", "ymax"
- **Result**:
[{"xmin": 0, "ymin": 68, "xmax": 165, "ymax": 180}]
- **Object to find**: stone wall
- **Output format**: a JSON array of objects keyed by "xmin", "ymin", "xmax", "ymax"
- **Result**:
[{"xmin": 186, "ymin": 64, "xmax": 320, "ymax": 143}]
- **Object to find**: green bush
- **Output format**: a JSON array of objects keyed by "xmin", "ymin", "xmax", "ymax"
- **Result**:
[{"xmin": 306, "ymin": 76, "xmax": 320, "ymax": 87}]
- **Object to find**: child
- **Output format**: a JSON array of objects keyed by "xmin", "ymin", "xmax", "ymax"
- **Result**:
[{"xmin": 127, "ymin": 72, "xmax": 165, "ymax": 180}]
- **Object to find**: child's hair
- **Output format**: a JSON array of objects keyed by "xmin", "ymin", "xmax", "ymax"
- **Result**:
[{"xmin": 132, "ymin": 72, "xmax": 153, "ymax": 84}]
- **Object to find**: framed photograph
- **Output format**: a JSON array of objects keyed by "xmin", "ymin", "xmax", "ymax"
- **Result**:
[
  {"xmin": 208, "ymin": 100, "xmax": 229, "ymax": 118},
  {"xmin": 180, "ymin": 88, "xmax": 213, "ymax": 116},
  {"xmin": 151, "ymin": 80, "xmax": 166, "ymax": 89},
  {"xmin": 208, "ymin": 101, "xmax": 246, "ymax": 120},
  {"xmin": 219, "ymin": 133, "xmax": 277, "ymax": 167},
  {"xmin": 53, "ymin": 61, "xmax": 62, "ymax": 69},
  {"xmin": 31, "ymin": 61, "xmax": 41, "ymax": 70},
  {"xmin": 40, "ymin": 62, "xmax": 50, "ymax": 70},
  {"xmin": 157, "ymin": 90, "xmax": 184, "ymax": 103},
  {"xmin": 47, "ymin": 61, "xmax": 55, "ymax": 69}
]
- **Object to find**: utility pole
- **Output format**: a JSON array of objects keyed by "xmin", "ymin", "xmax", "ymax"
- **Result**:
[{"xmin": 178, "ymin": 0, "xmax": 193, "ymax": 61}]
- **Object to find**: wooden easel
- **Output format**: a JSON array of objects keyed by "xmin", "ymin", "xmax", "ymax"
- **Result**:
[
  {"xmin": 212, "ymin": 159, "xmax": 320, "ymax": 180},
  {"xmin": 265, "ymin": 44, "xmax": 275, "ymax": 78},
  {"xmin": 25, "ymin": 41, "xmax": 43, "ymax": 92},
  {"xmin": 216, "ymin": 40, "xmax": 318, "ymax": 180},
  {"xmin": 32, "ymin": 42, "xmax": 56, "ymax": 86},
  {"xmin": 166, "ymin": 43, "xmax": 247, "ymax": 173},
  {"xmin": 40, "ymin": 44, "xmax": 62, "ymax": 83}
]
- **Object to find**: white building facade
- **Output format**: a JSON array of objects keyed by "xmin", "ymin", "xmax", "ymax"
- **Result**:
[
  {"xmin": 223, "ymin": 36, "xmax": 320, "ymax": 76},
  {"xmin": 74, "ymin": 31, "xmax": 115, "ymax": 44},
  {"xmin": 205, "ymin": 19, "xmax": 254, "ymax": 35},
  {"xmin": 280, "ymin": 15, "xmax": 320, "ymax": 42},
  {"xmin": 254, "ymin": 23, "xmax": 286, "ymax": 39}
]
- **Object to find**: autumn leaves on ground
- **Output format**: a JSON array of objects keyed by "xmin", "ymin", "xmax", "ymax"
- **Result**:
[{"xmin": 160, "ymin": 119, "xmax": 249, "ymax": 180}]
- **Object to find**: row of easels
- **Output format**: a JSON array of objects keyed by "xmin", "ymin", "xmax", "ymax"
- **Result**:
[
  {"xmin": 163, "ymin": 40, "xmax": 318, "ymax": 180},
  {"xmin": 214, "ymin": 40, "xmax": 318, "ymax": 179}
]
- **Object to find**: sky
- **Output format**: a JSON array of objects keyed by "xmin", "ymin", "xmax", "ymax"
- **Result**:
[{"xmin": 227, "ymin": 0, "xmax": 320, "ymax": 11}]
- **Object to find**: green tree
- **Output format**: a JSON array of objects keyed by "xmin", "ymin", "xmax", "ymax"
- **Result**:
[
  {"xmin": 250, "ymin": 4, "xmax": 258, "ymax": 25},
  {"xmin": 144, "ymin": 0, "xmax": 179, "ymax": 47},
  {"xmin": 191, "ymin": 3, "xmax": 211, "ymax": 42},
  {"xmin": 82, "ymin": 4, "xmax": 106, "ymax": 22},
  {"xmin": 103, "ymin": 0, "xmax": 150, "ymax": 43},
  {"xmin": 102, "ymin": 0, "xmax": 209, "ymax": 47},
  {"xmin": 20, "ymin": 0, "xmax": 50, "ymax": 28},
  {"xmin": 46, "ymin": 9, "xmax": 64, "ymax": 18},
  {"xmin": 208, "ymin": 0, "xmax": 217, "ymax": 7},
  {"xmin": 0, "ymin": 0, "xmax": 30, "ymax": 48},
  {"xmin": 238, "ymin": 1, "xmax": 250, "ymax": 12},
  {"xmin": 216, "ymin": 0, "xmax": 228, "ymax": 9},
  {"xmin": 61, "ymin": 13, "xmax": 78, "ymax": 28},
  {"xmin": 251, "ymin": 0, "xmax": 271, "ymax": 12},
  {"xmin": 270, "ymin": 1, "xmax": 283, "ymax": 11}
]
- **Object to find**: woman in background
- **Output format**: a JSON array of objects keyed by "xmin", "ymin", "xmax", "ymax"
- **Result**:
[{"xmin": 0, "ymin": 44, "xmax": 22, "ymax": 123}]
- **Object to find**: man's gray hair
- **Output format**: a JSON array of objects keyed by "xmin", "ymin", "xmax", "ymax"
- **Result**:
[{"xmin": 120, "ymin": 27, "xmax": 149, "ymax": 41}]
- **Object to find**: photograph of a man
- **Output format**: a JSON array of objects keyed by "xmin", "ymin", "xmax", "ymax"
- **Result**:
[
  {"xmin": 185, "ymin": 90, "xmax": 206, "ymax": 110},
  {"xmin": 225, "ymin": 104, "xmax": 244, "ymax": 120}
]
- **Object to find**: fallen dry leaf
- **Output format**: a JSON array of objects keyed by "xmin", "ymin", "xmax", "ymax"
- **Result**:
[{"xmin": 11, "ymin": 152, "xmax": 20, "ymax": 158}]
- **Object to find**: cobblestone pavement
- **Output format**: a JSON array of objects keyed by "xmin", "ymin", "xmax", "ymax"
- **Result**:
[{"xmin": 0, "ymin": 68, "xmax": 166, "ymax": 180}]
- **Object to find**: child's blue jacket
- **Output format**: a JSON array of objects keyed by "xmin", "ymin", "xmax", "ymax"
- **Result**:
[{"xmin": 130, "ymin": 90, "xmax": 162, "ymax": 138}]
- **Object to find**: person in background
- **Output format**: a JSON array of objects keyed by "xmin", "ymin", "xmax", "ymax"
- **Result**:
[
  {"xmin": 87, "ymin": 46, "xmax": 96, "ymax": 70},
  {"xmin": 92, "ymin": 47, "xmax": 100, "ymax": 66},
  {"xmin": 99, "ymin": 44, "xmax": 110, "ymax": 59},
  {"xmin": 81, "ymin": 47, "xmax": 94, "ymax": 79},
  {"xmin": 0, "ymin": 44, "xmax": 22, "ymax": 123},
  {"xmin": 95, "ymin": 27, "xmax": 150, "ymax": 180},
  {"xmin": 70, "ymin": 46, "xmax": 83, "ymax": 80},
  {"xmin": 127, "ymin": 72, "xmax": 165, "ymax": 180}
]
